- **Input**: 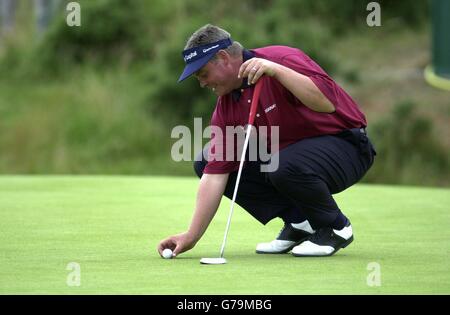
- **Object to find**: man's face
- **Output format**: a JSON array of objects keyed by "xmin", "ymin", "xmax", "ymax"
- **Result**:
[{"xmin": 194, "ymin": 53, "xmax": 239, "ymax": 96}]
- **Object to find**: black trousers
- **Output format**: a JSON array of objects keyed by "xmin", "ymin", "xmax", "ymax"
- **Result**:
[{"xmin": 194, "ymin": 128, "xmax": 376, "ymax": 229}]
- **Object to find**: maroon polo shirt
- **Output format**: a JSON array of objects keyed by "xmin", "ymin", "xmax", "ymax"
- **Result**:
[{"xmin": 204, "ymin": 45, "xmax": 367, "ymax": 174}]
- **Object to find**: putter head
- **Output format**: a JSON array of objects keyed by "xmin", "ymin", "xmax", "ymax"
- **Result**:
[{"xmin": 200, "ymin": 258, "xmax": 227, "ymax": 265}]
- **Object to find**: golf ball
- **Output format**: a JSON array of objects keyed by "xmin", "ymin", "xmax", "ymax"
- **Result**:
[{"xmin": 162, "ymin": 248, "xmax": 173, "ymax": 259}]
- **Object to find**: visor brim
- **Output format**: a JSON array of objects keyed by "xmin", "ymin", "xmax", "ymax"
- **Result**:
[{"xmin": 178, "ymin": 53, "xmax": 216, "ymax": 82}]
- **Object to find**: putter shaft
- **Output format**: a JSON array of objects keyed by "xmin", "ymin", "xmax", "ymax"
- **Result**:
[{"xmin": 219, "ymin": 123, "xmax": 253, "ymax": 258}]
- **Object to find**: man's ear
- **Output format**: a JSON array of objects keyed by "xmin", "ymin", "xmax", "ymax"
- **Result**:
[{"xmin": 216, "ymin": 50, "xmax": 230, "ymax": 65}]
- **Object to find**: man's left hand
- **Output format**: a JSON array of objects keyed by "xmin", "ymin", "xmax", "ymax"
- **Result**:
[{"xmin": 238, "ymin": 58, "xmax": 280, "ymax": 85}]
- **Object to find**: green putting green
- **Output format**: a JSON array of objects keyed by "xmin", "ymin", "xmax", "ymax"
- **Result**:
[{"xmin": 0, "ymin": 176, "xmax": 449, "ymax": 294}]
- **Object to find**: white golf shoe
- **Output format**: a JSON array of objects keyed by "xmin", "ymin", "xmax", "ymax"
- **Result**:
[
  {"xmin": 256, "ymin": 220, "xmax": 315, "ymax": 254},
  {"xmin": 292, "ymin": 221, "xmax": 353, "ymax": 257}
]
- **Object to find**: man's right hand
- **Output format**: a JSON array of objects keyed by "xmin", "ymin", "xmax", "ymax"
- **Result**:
[
  {"xmin": 157, "ymin": 173, "xmax": 229, "ymax": 258},
  {"xmin": 157, "ymin": 232, "xmax": 197, "ymax": 258}
]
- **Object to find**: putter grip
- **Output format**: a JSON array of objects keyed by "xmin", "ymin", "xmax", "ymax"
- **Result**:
[{"xmin": 248, "ymin": 78, "xmax": 264, "ymax": 126}]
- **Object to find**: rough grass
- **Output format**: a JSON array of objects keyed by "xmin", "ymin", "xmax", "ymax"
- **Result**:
[
  {"xmin": 330, "ymin": 26, "xmax": 450, "ymax": 149},
  {"xmin": 0, "ymin": 176, "xmax": 449, "ymax": 294}
]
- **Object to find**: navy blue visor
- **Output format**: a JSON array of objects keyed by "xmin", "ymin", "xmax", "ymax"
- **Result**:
[{"xmin": 178, "ymin": 38, "xmax": 233, "ymax": 82}]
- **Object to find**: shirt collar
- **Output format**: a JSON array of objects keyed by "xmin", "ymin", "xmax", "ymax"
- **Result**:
[{"xmin": 231, "ymin": 49, "xmax": 255, "ymax": 102}]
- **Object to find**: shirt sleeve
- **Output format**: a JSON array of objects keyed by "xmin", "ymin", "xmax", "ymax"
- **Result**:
[
  {"xmin": 280, "ymin": 52, "xmax": 340, "ymax": 108},
  {"xmin": 203, "ymin": 99, "xmax": 240, "ymax": 174},
  {"xmin": 280, "ymin": 51, "xmax": 366, "ymax": 126}
]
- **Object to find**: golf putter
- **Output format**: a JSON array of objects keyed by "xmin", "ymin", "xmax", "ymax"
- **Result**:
[{"xmin": 200, "ymin": 78, "xmax": 264, "ymax": 265}]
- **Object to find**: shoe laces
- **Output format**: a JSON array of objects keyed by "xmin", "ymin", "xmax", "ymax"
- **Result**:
[{"xmin": 309, "ymin": 227, "xmax": 333, "ymax": 243}]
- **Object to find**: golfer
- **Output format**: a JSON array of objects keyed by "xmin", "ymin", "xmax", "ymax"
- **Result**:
[{"xmin": 158, "ymin": 24, "xmax": 376, "ymax": 258}]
